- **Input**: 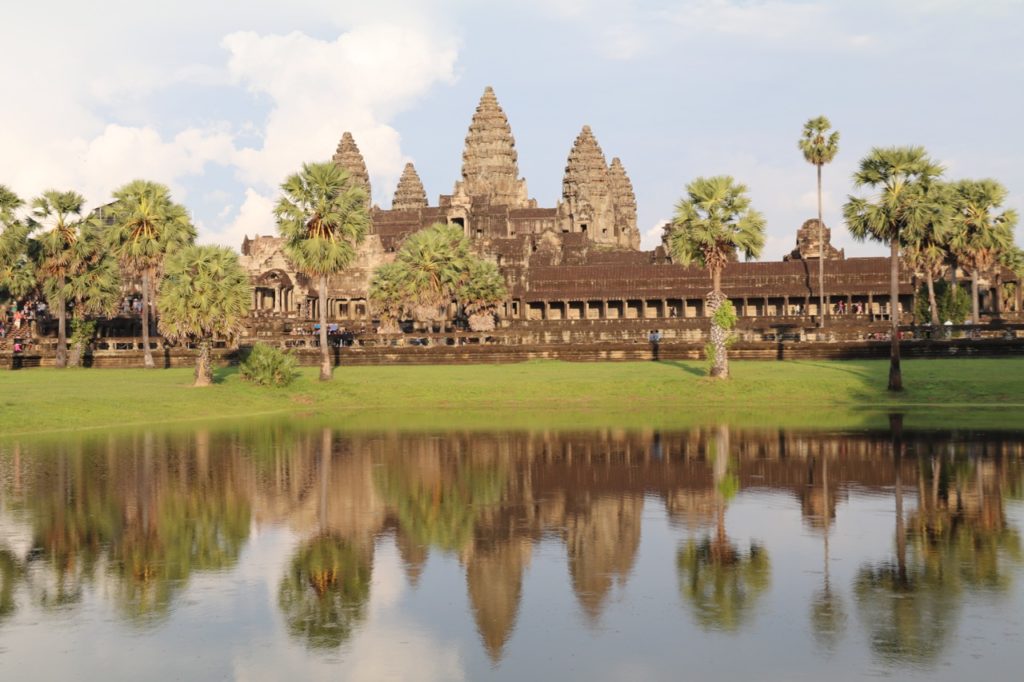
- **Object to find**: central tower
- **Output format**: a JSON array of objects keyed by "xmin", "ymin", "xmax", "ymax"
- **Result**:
[{"xmin": 455, "ymin": 86, "xmax": 530, "ymax": 208}]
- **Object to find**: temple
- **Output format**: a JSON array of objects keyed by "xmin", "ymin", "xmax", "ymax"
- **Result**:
[{"xmin": 238, "ymin": 86, "xmax": 1020, "ymax": 336}]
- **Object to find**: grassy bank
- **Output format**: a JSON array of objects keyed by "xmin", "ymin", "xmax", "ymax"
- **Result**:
[{"xmin": 2, "ymin": 358, "xmax": 1024, "ymax": 437}]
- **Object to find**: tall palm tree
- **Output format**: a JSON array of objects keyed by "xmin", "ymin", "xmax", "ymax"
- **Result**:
[
  {"xmin": 843, "ymin": 147, "xmax": 944, "ymax": 392},
  {"xmin": 105, "ymin": 180, "xmax": 196, "ymax": 369},
  {"xmin": 275, "ymin": 162, "xmax": 370, "ymax": 381},
  {"xmin": 667, "ymin": 176, "xmax": 765, "ymax": 379},
  {"xmin": 30, "ymin": 190, "xmax": 87, "ymax": 368},
  {"xmin": 948, "ymin": 179, "xmax": 1018, "ymax": 324},
  {"xmin": 798, "ymin": 116, "xmax": 840, "ymax": 327},
  {"xmin": 156, "ymin": 245, "xmax": 251, "ymax": 387},
  {"xmin": 901, "ymin": 181, "xmax": 953, "ymax": 327}
]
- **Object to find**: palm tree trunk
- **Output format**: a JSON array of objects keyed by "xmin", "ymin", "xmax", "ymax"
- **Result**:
[
  {"xmin": 141, "ymin": 268, "xmax": 155, "ymax": 369},
  {"xmin": 318, "ymin": 275, "xmax": 331, "ymax": 381},
  {"xmin": 708, "ymin": 268, "xmax": 728, "ymax": 379},
  {"xmin": 68, "ymin": 309, "xmax": 83, "ymax": 368},
  {"xmin": 55, "ymin": 277, "xmax": 67, "ymax": 368},
  {"xmin": 971, "ymin": 271, "xmax": 980, "ymax": 324},
  {"xmin": 888, "ymin": 238, "xmax": 902, "ymax": 392},
  {"xmin": 926, "ymin": 269, "xmax": 940, "ymax": 327},
  {"xmin": 817, "ymin": 164, "xmax": 826, "ymax": 328},
  {"xmin": 193, "ymin": 338, "xmax": 212, "ymax": 387}
]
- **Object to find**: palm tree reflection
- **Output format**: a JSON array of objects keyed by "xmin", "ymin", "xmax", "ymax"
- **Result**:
[{"xmin": 677, "ymin": 426, "xmax": 771, "ymax": 631}]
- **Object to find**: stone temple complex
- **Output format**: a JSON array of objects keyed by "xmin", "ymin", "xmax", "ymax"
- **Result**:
[{"xmin": 239, "ymin": 86, "xmax": 1019, "ymax": 333}]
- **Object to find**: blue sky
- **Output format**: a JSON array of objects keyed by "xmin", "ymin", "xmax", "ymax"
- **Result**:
[{"xmin": 3, "ymin": 0, "xmax": 1022, "ymax": 258}]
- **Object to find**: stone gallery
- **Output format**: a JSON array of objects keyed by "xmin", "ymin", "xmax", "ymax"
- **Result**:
[{"xmin": 241, "ymin": 86, "xmax": 1015, "ymax": 330}]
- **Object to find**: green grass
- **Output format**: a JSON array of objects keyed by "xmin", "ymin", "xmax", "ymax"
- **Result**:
[{"xmin": 3, "ymin": 358, "xmax": 1024, "ymax": 437}]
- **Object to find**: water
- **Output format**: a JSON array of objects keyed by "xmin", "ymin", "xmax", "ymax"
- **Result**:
[{"xmin": 1, "ymin": 423, "xmax": 1022, "ymax": 681}]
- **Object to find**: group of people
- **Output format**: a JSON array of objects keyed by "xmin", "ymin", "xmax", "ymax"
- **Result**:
[
  {"xmin": 833, "ymin": 300, "xmax": 865, "ymax": 315},
  {"xmin": 1, "ymin": 299, "xmax": 48, "ymax": 352}
]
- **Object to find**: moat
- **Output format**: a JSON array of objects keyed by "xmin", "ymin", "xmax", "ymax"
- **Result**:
[{"xmin": 1, "ymin": 421, "xmax": 1022, "ymax": 681}]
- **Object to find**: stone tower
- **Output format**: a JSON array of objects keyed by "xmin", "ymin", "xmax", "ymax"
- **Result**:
[
  {"xmin": 332, "ymin": 131, "xmax": 372, "ymax": 208},
  {"xmin": 392, "ymin": 162, "xmax": 428, "ymax": 210},
  {"xmin": 784, "ymin": 219, "xmax": 843, "ymax": 261},
  {"xmin": 560, "ymin": 125, "xmax": 617, "ymax": 246},
  {"xmin": 455, "ymin": 86, "xmax": 530, "ymax": 208},
  {"xmin": 608, "ymin": 157, "xmax": 640, "ymax": 249}
]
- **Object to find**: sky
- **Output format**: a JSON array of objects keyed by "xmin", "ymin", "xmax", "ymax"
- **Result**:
[{"xmin": 2, "ymin": 0, "xmax": 1023, "ymax": 260}]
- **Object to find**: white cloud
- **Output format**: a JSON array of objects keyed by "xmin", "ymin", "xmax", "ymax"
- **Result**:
[
  {"xmin": 223, "ymin": 25, "xmax": 458, "ymax": 198},
  {"xmin": 210, "ymin": 189, "xmax": 277, "ymax": 248}
]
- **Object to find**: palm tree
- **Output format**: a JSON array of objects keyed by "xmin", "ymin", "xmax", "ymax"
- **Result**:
[
  {"xmin": 843, "ymin": 147, "xmax": 944, "ymax": 392},
  {"xmin": 30, "ymin": 190, "xmax": 87, "ymax": 368},
  {"xmin": 394, "ymin": 222, "xmax": 472, "ymax": 328},
  {"xmin": 368, "ymin": 261, "xmax": 407, "ymax": 333},
  {"xmin": 459, "ymin": 259, "xmax": 507, "ymax": 331},
  {"xmin": 667, "ymin": 176, "xmax": 765, "ymax": 379},
  {"xmin": 156, "ymin": 245, "xmax": 251, "ymax": 387},
  {"xmin": 275, "ymin": 162, "xmax": 370, "ymax": 381},
  {"xmin": 0, "ymin": 187, "xmax": 36, "ymax": 310},
  {"xmin": 948, "ymin": 179, "xmax": 1018, "ymax": 324},
  {"xmin": 798, "ymin": 116, "xmax": 840, "ymax": 327},
  {"xmin": 64, "ymin": 224, "xmax": 122, "ymax": 366},
  {"xmin": 901, "ymin": 181, "xmax": 953, "ymax": 327},
  {"xmin": 105, "ymin": 180, "xmax": 196, "ymax": 369}
]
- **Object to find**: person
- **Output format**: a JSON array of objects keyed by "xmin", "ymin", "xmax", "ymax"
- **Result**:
[{"xmin": 13, "ymin": 340, "xmax": 23, "ymax": 353}]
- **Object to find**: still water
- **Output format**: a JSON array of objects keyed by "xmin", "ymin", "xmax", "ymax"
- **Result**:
[{"xmin": 0, "ymin": 423, "xmax": 1022, "ymax": 681}]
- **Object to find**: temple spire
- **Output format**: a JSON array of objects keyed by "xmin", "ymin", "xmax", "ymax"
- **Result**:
[
  {"xmin": 560, "ymin": 125, "xmax": 616, "ymax": 245},
  {"xmin": 332, "ymin": 131, "xmax": 372, "ymax": 208},
  {"xmin": 608, "ymin": 157, "xmax": 639, "ymax": 249},
  {"xmin": 392, "ymin": 162, "xmax": 428, "ymax": 210},
  {"xmin": 456, "ymin": 86, "xmax": 529, "ymax": 208}
]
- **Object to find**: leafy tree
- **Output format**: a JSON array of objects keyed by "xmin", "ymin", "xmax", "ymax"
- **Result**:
[
  {"xmin": 459, "ymin": 259, "xmax": 507, "ymax": 331},
  {"xmin": 104, "ymin": 180, "xmax": 196, "ymax": 369},
  {"xmin": 29, "ymin": 190, "xmax": 89, "ymax": 367},
  {"xmin": 275, "ymin": 162, "xmax": 369, "ymax": 381},
  {"xmin": 948, "ymin": 179, "xmax": 1018, "ymax": 323},
  {"xmin": 156, "ymin": 245, "xmax": 251, "ymax": 387},
  {"xmin": 843, "ymin": 147, "xmax": 944, "ymax": 391},
  {"xmin": 667, "ymin": 176, "xmax": 765, "ymax": 379},
  {"xmin": 914, "ymin": 279, "xmax": 970, "ymax": 326},
  {"xmin": 798, "ymin": 116, "xmax": 840, "ymax": 327}
]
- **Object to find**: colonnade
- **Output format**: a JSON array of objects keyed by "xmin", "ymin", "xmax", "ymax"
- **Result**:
[{"xmin": 518, "ymin": 293, "xmax": 921, "ymax": 322}]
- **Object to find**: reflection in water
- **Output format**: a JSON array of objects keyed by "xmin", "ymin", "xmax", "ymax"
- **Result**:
[
  {"xmin": 677, "ymin": 426, "xmax": 770, "ymax": 632},
  {"xmin": 0, "ymin": 423, "xmax": 1022, "ymax": 676},
  {"xmin": 279, "ymin": 535, "xmax": 373, "ymax": 649}
]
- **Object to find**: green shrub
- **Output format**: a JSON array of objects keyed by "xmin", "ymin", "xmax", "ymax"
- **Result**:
[{"xmin": 239, "ymin": 343, "xmax": 298, "ymax": 387}]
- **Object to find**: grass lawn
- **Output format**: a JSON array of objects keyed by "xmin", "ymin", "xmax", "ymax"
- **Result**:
[{"xmin": 2, "ymin": 358, "xmax": 1024, "ymax": 437}]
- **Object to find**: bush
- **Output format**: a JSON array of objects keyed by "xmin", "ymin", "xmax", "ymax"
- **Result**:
[{"xmin": 239, "ymin": 343, "xmax": 298, "ymax": 387}]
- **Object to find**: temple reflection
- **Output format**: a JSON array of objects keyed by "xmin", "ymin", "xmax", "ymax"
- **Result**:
[{"xmin": 0, "ymin": 424, "xmax": 1021, "ymax": 664}]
